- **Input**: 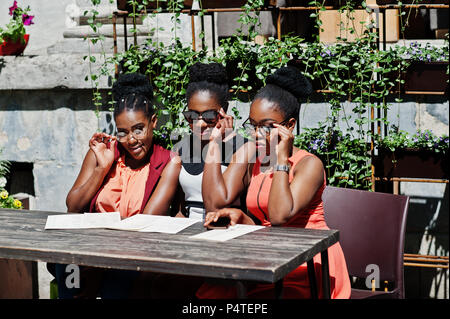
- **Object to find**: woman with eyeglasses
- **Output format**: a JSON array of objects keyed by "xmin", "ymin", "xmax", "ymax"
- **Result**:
[
  {"xmin": 66, "ymin": 72, "xmax": 180, "ymax": 218},
  {"xmin": 198, "ymin": 66, "xmax": 351, "ymax": 299},
  {"xmin": 54, "ymin": 73, "xmax": 181, "ymax": 299}
]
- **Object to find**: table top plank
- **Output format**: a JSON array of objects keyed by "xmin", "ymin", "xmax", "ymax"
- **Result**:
[{"xmin": 0, "ymin": 209, "xmax": 339, "ymax": 283}]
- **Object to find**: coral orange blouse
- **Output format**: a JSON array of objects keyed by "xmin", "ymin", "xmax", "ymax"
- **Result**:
[
  {"xmin": 89, "ymin": 142, "xmax": 173, "ymax": 218},
  {"xmin": 95, "ymin": 155, "xmax": 150, "ymax": 218}
]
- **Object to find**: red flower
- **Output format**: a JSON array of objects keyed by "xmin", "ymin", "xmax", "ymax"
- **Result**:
[
  {"xmin": 8, "ymin": 1, "xmax": 18, "ymax": 16},
  {"xmin": 22, "ymin": 14, "xmax": 34, "ymax": 26}
]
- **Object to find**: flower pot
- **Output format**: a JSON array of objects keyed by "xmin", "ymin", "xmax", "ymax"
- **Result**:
[
  {"xmin": 374, "ymin": 148, "xmax": 449, "ymax": 179},
  {"xmin": 402, "ymin": 61, "xmax": 449, "ymax": 93},
  {"xmin": 117, "ymin": 0, "xmax": 194, "ymax": 11},
  {"xmin": 0, "ymin": 34, "xmax": 29, "ymax": 56}
]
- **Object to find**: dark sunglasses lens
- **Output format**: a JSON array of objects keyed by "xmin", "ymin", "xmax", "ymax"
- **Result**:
[
  {"xmin": 183, "ymin": 111, "xmax": 198, "ymax": 123},
  {"xmin": 201, "ymin": 110, "xmax": 219, "ymax": 124}
]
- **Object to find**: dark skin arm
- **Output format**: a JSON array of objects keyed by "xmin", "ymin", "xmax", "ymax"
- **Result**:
[
  {"xmin": 202, "ymin": 141, "xmax": 254, "ymax": 212},
  {"xmin": 142, "ymin": 155, "xmax": 182, "ymax": 215},
  {"xmin": 267, "ymin": 124, "xmax": 324, "ymax": 225},
  {"xmin": 202, "ymin": 109, "xmax": 257, "ymax": 212},
  {"xmin": 169, "ymin": 183, "xmax": 187, "ymax": 218},
  {"xmin": 66, "ymin": 132, "xmax": 116, "ymax": 213}
]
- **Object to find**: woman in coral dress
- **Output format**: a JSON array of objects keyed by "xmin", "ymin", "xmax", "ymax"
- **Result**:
[{"xmin": 199, "ymin": 66, "xmax": 351, "ymax": 299}]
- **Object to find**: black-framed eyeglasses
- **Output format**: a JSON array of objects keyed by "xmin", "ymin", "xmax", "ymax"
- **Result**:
[
  {"xmin": 182, "ymin": 109, "xmax": 220, "ymax": 125},
  {"xmin": 116, "ymin": 126, "xmax": 147, "ymax": 142},
  {"xmin": 242, "ymin": 117, "xmax": 291, "ymax": 135}
]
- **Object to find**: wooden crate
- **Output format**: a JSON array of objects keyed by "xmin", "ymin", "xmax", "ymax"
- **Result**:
[{"xmin": 319, "ymin": 9, "xmax": 399, "ymax": 43}]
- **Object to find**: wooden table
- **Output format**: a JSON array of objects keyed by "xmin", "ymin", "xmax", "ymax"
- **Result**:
[{"xmin": 0, "ymin": 209, "xmax": 339, "ymax": 299}]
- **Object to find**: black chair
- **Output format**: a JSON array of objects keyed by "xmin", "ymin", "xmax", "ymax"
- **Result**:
[{"xmin": 322, "ymin": 186, "xmax": 409, "ymax": 299}]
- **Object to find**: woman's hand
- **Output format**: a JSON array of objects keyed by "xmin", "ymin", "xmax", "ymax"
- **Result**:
[
  {"xmin": 204, "ymin": 208, "xmax": 255, "ymax": 227},
  {"xmin": 209, "ymin": 108, "xmax": 234, "ymax": 143},
  {"xmin": 271, "ymin": 123, "xmax": 294, "ymax": 165},
  {"xmin": 89, "ymin": 132, "xmax": 116, "ymax": 171}
]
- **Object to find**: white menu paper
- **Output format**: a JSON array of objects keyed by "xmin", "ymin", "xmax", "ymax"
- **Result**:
[
  {"xmin": 107, "ymin": 214, "xmax": 167, "ymax": 231},
  {"xmin": 45, "ymin": 214, "xmax": 85, "ymax": 230},
  {"xmin": 82, "ymin": 212, "xmax": 121, "ymax": 229},
  {"xmin": 45, "ymin": 213, "xmax": 200, "ymax": 234},
  {"xmin": 190, "ymin": 224, "xmax": 265, "ymax": 242},
  {"xmin": 139, "ymin": 216, "xmax": 199, "ymax": 234},
  {"xmin": 44, "ymin": 212, "xmax": 121, "ymax": 230}
]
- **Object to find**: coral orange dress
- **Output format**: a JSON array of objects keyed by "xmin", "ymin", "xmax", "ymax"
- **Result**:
[{"xmin": 196, "ymin": 149, "xmax": 351, "ymax": 299}]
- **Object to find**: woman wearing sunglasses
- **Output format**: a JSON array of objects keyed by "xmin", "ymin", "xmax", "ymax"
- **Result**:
[
  {"xmin": 144, "ymin": 62, "xmax": 252, "ymax": 298},
  {"xmin": 53, "ymin": 73, "xmax": 181, "ymax": 299},
  {"xmin": 171, "ymin": 62, "xmax": 248, "ymax": 220},
  {"xmin": 198, "ymin": 66, "xmax": 351, "ymax": 299}
]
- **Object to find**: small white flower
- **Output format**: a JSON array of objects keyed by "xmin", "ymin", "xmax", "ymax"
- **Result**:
[{"xmin": 0, "ymin": 176, "xmax": 7, "ymax": 188}]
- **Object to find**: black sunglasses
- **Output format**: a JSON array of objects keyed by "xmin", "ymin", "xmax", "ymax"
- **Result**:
[{"xmin": 183, "ymin": 110, "xmax": 220, "ymax": 125}]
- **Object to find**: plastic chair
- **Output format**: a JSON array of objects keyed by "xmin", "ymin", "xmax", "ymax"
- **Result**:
[{"xmin": 322, "ymin": 186, "xmax": 409, "ymax": 299}]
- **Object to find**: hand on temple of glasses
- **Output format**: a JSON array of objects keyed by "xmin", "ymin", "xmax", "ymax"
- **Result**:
[
  {"xmin": 89, "ymin": 132, "xmax": 116, "ymax": 171},
  {"xmin": 209, "ymin": 108, "xmax": 234, "ymax": 142},
  {"xmin": 271, "ymin": 123, "xmax": 294, "ymax": 165}
]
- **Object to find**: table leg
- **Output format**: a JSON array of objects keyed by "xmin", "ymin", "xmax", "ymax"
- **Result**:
[
  {"xmin": 321, "ymin": 250, "xmax": 331, "ymax": 299},
  {"xmin": 274, "ymin": 278, "xmax": 283, "ymax": 299},
  {"xmin": 0, "ymin": 259, "xmax": 38, "ymax": 298},
  {"xmin": 236, "ymin": 281, "xmax": 247, "ymax": 299},
  {"xmin": 307, "ymin": 259, "xmax": 318, "ymax": 299}
]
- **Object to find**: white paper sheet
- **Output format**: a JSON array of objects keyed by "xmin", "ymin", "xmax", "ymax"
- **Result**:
[
  {"xmin": 44, "ymin": 212, "xmax": 121, "ymax": 230},
  {"xmin": 107, "ymin": 214, "xmax": 168, "ymax": 231},
  {"xmin": 82, "ymin": 212, "xmax": 121, "ymax": 229},
  {"xmin": 45, "ymin": 214, "xmax": 85, "ymax": 230},
  {"xmin": 139, "ymin": 216, "xmax": 200, "ymax": 234},
  {"xmin": 44, "ymin": 213, "xmax": 200, "ymax": 234},
  {"xmin": 190, "ymin": 224, "xmax": 265, "ymax": 242}
]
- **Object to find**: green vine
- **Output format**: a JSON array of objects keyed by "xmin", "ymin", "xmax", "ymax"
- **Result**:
[{"xmin": 83, "ymin": 0, "xmax": 449, "ymax": 190}]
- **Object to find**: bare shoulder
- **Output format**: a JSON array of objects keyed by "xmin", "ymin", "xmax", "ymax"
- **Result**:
[
  {"xmin": 162, "ymin": 154, "xmax": 182, "ymax": 174},
  {"xmin": 293, "ymin": 152, "xmax": 324, "ymax": 180}
]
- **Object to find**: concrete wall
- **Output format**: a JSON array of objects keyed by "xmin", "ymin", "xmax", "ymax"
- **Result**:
[{"xmin": 1, "ymin": 0, "xmax": 448, "ymax": 299}]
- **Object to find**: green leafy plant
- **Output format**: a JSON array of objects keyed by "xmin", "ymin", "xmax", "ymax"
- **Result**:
[
  {"xmin": 0, "ymin": 188, "xmax": 23, "ymax": 209},
  {"xmin": 115, "ymin": 39, "xmax": 209, "ymax": 147},
  {"xmin": 0, "ymin": 154, "xmax": 22, "ymax": 209},
  {"xmin": 83, "ymin": 0, "xmax": 449, "ymax": 191},
  {"xmin": 0, "ymin": 0, "xmax": 34, "ymax": 44},
  {"xmin": 376, "ymin": 128, "xmax": 449, "ymax": 154},
  {"xmin": 395, "ymin": 41, "xmax": 449, "ymax": 63},
  {"xmin": 294, "ymin": 127, "xmax": 373, "ymax": 189}
]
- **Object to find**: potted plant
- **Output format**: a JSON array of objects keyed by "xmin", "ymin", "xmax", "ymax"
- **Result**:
[
  {"xmin": 198, "ymin": 0, "xmax": 276, "ymax": 8},
  {"xmin": 117, "ymin": 0, "xmax": 194, "ymax": 11},
  {"xmin": 396, "ymin": 41, "xmax": 449, "ymax": 93},
  {"xmin": 0, "ymin": 1, "xmax": 34, "ymax": 56},
  {"xmin": 0, "ymin": 157, "xmax": 22, "ymax": 209},
  {"xmin": 374, "ymin": 129, "xmax": 449, "ymax": 179}
]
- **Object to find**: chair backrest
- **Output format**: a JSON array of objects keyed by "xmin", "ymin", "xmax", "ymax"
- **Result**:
[{"xmin": 322, "ymin": 186, "xmax": 409, "ymax": 298}]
